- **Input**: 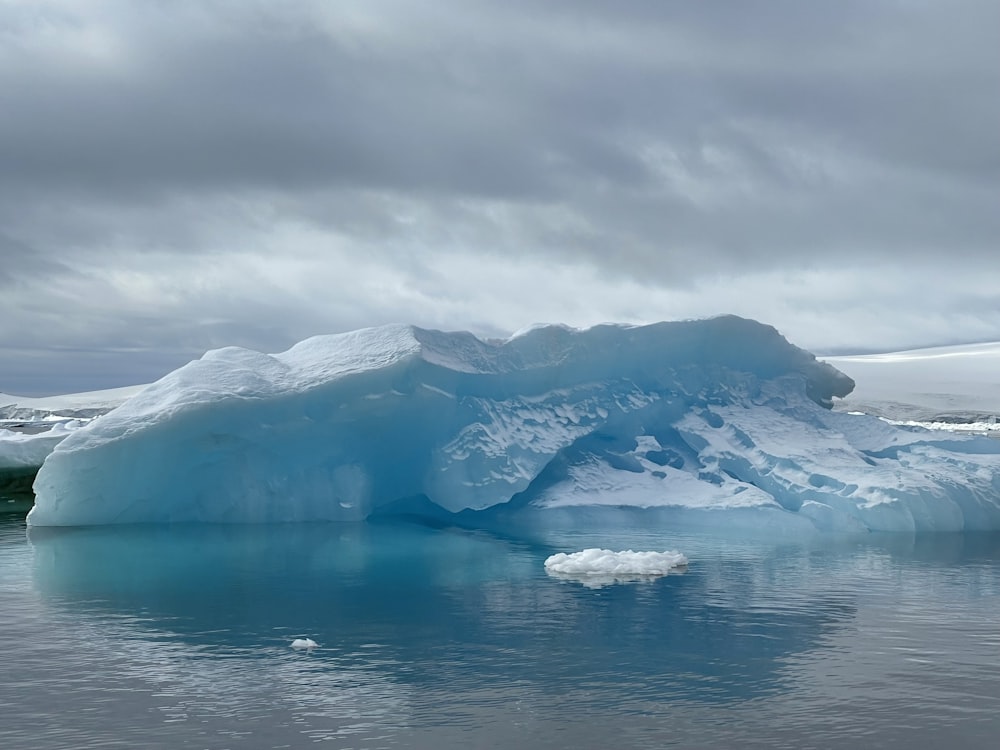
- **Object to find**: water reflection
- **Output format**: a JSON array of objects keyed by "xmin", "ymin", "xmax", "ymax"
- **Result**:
[
  {"xmin": 28, "ymin": 521, "xmax": 863, "ymax": 704},
  {"xmin": 10, "ymin": 519, "xmax": 1000, "ymax": 748}
]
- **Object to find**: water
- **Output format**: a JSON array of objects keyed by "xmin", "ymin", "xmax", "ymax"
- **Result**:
[{"xmin": 2, "ymin": 502, "xmax": 1000, "ymax": 749}]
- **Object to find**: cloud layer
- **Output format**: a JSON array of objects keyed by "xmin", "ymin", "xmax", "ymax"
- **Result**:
[{"xmin": 2, "ymin": 0, "xmax": 998, "ymax": 394}]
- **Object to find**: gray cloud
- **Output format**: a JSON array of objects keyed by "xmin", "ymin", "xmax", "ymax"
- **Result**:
[{"xmin": 1, "ymin": 0, "xmax": 998, "ymax": 394}]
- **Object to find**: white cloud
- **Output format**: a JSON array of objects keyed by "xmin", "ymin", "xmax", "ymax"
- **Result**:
[{"xmin": 1, "ymin": 0, "xmax": 998, "ymax": 393}]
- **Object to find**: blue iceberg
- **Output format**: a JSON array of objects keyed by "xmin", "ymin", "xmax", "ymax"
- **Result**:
[{"xmin": 27, "ymin": 316, "xmax": 1000, "ymax": 531}]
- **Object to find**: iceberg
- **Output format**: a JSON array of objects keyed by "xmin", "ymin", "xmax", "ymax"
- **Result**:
[
  {"xmin": 26, "ymin": 317, "xmax": 1000, "ymax": 531},
  {"xmin": 544, "ymin": 548, "xmax": 688, "ymax": 588}
]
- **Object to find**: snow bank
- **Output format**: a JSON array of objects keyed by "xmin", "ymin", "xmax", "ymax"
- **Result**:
[
  {"xmin": 26, "ymin": 316, "xmax": 1000, "ymax": 531},
  {"xmin": 544, "ymin": 548, "xmax": 688, "ymax": 588}
]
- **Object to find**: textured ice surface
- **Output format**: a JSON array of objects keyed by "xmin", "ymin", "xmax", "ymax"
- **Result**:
[
  {"xmin": 544, "ymin": 548, "xmax": 688, "ymax": 588},
  {"xmin": 26, "ymin": 317, "xmax": 1000, "ymax": 531}
]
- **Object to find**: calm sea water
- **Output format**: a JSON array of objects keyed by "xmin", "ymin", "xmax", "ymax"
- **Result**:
[{"xmin": 2, "ymin": 499, "xmax": 999, "ymax": 749}]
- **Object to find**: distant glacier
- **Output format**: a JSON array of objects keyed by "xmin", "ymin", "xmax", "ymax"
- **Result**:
[{"xmin": 18, "ymin": 316, "xmax": 1000, "ymax": 531}]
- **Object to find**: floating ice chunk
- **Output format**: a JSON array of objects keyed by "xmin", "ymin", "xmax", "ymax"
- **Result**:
[
  {"xmin": 290, "ymin": 638, "xmax": 318, "ymax": 650},
  {"xmin": 0, "ymin": 420, "xmax": 87, "ymax": 472},
  {"xmin": 544, "ymin": 548, "xmax": 688, "ymax": 588}
]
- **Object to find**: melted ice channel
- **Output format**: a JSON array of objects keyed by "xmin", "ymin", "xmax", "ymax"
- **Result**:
[{"xmin": 544, "ymin": 548, "xmax": 688, "ymax": 588}]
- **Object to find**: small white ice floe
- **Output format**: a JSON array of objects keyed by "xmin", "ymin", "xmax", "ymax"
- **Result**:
[
  {"xmin": 291, "ymin": 637, "xmax": 319, "ymax": 650},
  {"xmin": 544, "ymin": 548, "xmax": 687, "ymax": 589}
]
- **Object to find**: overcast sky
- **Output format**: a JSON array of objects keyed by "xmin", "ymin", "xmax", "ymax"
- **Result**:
[{"xmin": 2, "ymin": 0, "xmax": 998, "ymax": 395}]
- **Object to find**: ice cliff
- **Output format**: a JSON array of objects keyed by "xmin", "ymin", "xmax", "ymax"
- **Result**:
[{"xmin": 27, "ymin": 317, "xmax": 1000, "ymax": 531}]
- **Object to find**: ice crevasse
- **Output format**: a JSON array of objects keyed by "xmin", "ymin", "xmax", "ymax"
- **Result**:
[{"xmin": 27, "ymin": 316, "xmax": 1000, "ymax": 531}]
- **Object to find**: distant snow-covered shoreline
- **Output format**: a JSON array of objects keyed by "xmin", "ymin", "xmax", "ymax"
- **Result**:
[
  {"xmin": 0, "ymin": 384, "xmax": 146, "ymax": 422},
  {"xmin": 824, "ymin": 341, "xmax": 1000, "ymax": 423},
  {"xmin": 1, "ymin": 386, "xmax": 145, "ymax": 476}
]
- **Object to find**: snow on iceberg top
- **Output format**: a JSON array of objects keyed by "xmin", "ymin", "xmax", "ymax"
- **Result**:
[
  {"xmin": 54, "ymin": 316, "xmax": 853, "ymax": 450},
  {"xmin": 195, "ymin": 315, "xmax": 841, "ymax": 391}
]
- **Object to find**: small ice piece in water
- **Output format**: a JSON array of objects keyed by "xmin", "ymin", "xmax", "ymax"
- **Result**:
[
  {"xmin": 291, "ymin": 637, "xmax": 318, "ymax": 650},
  {"xmin": 544, "ymin": 548, "xmax": 687, "ymax": 588}
]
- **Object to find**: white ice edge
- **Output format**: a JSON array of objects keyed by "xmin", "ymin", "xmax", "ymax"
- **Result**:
[
  {"xmin": 879, "ymin": 417, "xmax": 1000, "ymax": 433},
  {"xmin": 544, "ymin": 548, "xmax": 688, "ymax": 581}
]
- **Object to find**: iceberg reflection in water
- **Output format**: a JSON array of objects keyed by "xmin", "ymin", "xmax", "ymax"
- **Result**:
[{"xmin": 2, "ymin": 518, "xmax": 999, "ymax": 748}]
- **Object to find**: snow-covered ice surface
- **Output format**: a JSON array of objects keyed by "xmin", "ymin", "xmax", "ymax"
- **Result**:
[
  {"xmin": 25, "ymin": 317, "xmax": 1000, "ymax": 532},
  {"xmin": 544, "ymin": 548, "xmax": 688, "ymax": 588}
]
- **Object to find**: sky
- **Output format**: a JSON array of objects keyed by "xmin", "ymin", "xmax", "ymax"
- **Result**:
[{"xmin": 2, "ymin": 0, "xmax": 999, "ymax": 396}]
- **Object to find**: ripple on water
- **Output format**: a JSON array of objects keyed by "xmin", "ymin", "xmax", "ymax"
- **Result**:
[{"xmin": 1, "ymin": 517, "xmax": 1000, "ymax": 748}]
